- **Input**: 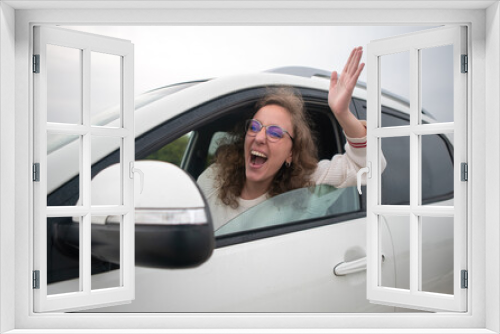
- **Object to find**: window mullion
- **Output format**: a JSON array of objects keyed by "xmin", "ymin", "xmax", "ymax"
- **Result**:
[
  {"xmin": 82, "ymin": 47, "xmax": 92, "ymax": 295},
  {"xmin": 409, "ymin": 46, "xmax": 420, "ymax": 295}
]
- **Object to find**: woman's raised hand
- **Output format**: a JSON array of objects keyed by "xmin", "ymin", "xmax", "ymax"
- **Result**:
[
  {"xmin": 328, "ymin": 47, "xmax": 367, "ymax": 139},
  {"xmin": 328, "ymin": 47, "xmax": 365, "ymax": 117}
]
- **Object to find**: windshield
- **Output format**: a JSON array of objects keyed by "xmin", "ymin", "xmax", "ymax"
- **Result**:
[{"xmin": 47, "ymin": 81, "xmax": 205, "ymax": 154}]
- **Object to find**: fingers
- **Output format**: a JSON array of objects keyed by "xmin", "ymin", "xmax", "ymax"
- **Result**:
[
  {"xmin": 344, "ymin": 46, "xmax": 363, "ymax": 78},
  {"xmin": 342, "ymin": 48, "xmax": 357, "ymax": 75},
  {"xmin": 330, "ymin": 70, "xmax": 338, "ymax": 90},
  {"xmin": 334, "ymin": 47, "xmax": 365, "ymax": 91},
  {"xmin": 354, "ymin": 62, "xmax": 365, "ymax": 82}
]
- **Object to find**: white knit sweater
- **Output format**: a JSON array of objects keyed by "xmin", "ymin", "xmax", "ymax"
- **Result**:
[{"xmin": 197, "ymin": 132, "xmax": 377, "ymax": 231}]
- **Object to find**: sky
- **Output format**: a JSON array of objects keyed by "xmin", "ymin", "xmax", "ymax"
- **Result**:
[{"xmin": 60, "ymin": 25, "xmax": 453, "ymax": 122}]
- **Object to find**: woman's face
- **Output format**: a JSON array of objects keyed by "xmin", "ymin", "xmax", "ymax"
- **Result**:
[{"xmin": 244, "ymin": 104, "xmax": 294, "ymax": 189}]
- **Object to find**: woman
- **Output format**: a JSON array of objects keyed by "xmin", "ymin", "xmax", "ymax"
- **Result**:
[{"xmin": 198, "ymin": 47, "xmax": 375, "ymax": 230}]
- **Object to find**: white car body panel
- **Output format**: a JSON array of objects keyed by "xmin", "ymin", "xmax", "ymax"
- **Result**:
[{"xmin": 83, "ymin": 217, "xmax": 395, "ymax": 313}]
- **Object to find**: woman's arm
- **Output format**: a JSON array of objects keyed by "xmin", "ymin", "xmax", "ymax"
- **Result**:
[{"xmin": 314, "ymin": 47, "xmax": 388, "ymax": 187}]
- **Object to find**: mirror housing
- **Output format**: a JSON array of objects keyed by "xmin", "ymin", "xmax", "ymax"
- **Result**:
[{"xmin": 57, "ymin": 161, "xmax": 215, "ymax": 269}]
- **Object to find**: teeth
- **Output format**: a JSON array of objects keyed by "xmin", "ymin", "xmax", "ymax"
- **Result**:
[{"xmin": 251, "ymin": 150, "xmax": 267, "ymax": 158}]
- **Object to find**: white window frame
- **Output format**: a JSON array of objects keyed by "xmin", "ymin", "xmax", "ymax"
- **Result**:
[
  {"xmin": 1, "ymin": 1, "xmax": 498, "ymax": 333},
  {"xmin": 366, "ymin": 26, "xmax": 468, "ymax": 312},
  {"xmin": 32, "ymin": 26, "xmax": 135, "ymax": 313}
]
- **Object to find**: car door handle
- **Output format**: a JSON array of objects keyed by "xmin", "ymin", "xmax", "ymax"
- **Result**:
[{"xmin": 333, "ymin": 257, "xmax": 367, "ymax": 276}]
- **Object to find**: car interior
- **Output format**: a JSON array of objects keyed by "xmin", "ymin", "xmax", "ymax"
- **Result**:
[{"xmin": 176, "ymin": 100, "xmax": 343, "ymax": 181}]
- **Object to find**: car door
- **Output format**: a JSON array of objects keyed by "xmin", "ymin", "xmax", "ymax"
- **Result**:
[{"xmin": 82, "ymin": 84, "xmax": 397, "ymax": 313}]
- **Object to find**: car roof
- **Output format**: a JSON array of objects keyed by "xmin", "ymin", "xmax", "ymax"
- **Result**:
[{"xmin": 132, "ymin": 67, "xmax": 433, "ymax": 140}]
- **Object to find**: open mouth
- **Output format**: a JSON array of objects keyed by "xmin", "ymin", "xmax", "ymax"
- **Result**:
[{"xmin": 250, "ymin": 150, "xmax": 268, "ymax": 166}]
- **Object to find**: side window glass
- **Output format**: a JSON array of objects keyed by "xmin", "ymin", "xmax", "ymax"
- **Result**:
[
  {"xmin": 142, "ymin": 132, "xmax": 192, "ymax": 167},
  {"xmin": 215, "ymin": 185, "xmax": 360, "ymax": 237}
]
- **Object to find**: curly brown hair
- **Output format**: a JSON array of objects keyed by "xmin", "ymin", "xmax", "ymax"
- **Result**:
[{"xmin": 214, "ymin": 87, "xmax": 319, "ymax": 208}]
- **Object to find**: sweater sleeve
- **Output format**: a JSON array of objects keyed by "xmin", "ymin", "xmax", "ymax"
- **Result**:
[
  {"xmin": 196, "ymin": 164, "xmax": 219, "ymax": 199},
  {"xmin": 312, "ymin": 121, "xmax": 387, "ymax": 188}
]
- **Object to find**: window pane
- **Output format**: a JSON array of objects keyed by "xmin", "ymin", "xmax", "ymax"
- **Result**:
[
  {"xmin": 47, "ymin": 133, "xmax": 80, "ymax": 206},
  {"xmin": 47, "ymin": 216, "xmax": 81, "ymax": 295},
  {"xmin": 91, "ymin": 215, "xmax": 121, "ymax": 290},
  {"xmin": 91, "ymin": 52, "xmax": 122, "ymax": 127},
  {"xmin": 380, "ymin": 214, "xmax": 410, "ymax": 290},
  {"xmin": 380, "ymin": 51, "xmax": 410, "ymax": 128},
  {"xmin": 143, "ymin": 133, "xmax": 191, "ymax": 167},
  {"xmin": 47, "ymin": 44, "xmax": 82, "ymax": 124},
  {"xmin": 381, "ymin": 136, "xmax": 410, "ymax": 205},
  {"xmin": 421, "ymin": 216, "xmax": 454, "ymax": 294},
  {"xmin": 91, "ymin": 136, "xmax": 122, "ymax": 206},
  {"xmin": 420, "ymin": 45, "xmax": 454, "ymax": 124},
  {"xmin": 215, "ymin": 185, "xmax": 359, "ymax": 236},
  {"xmin": 421, "ymin": 134, "xmax": 454, "ymax": 206}
]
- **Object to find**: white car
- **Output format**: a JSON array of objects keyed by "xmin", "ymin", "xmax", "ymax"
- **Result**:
[{"xmin": 47, "ymin": 67, "xmax": 454, "ymax": 312}]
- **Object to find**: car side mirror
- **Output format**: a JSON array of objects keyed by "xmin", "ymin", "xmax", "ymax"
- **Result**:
[
  {"xmin": 75, "ymin": 161, "xmax": 215, "ymax": 269},
  {"xmin": 133, "ymin": 160, "xmax": 214, "ymax": 268}
]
